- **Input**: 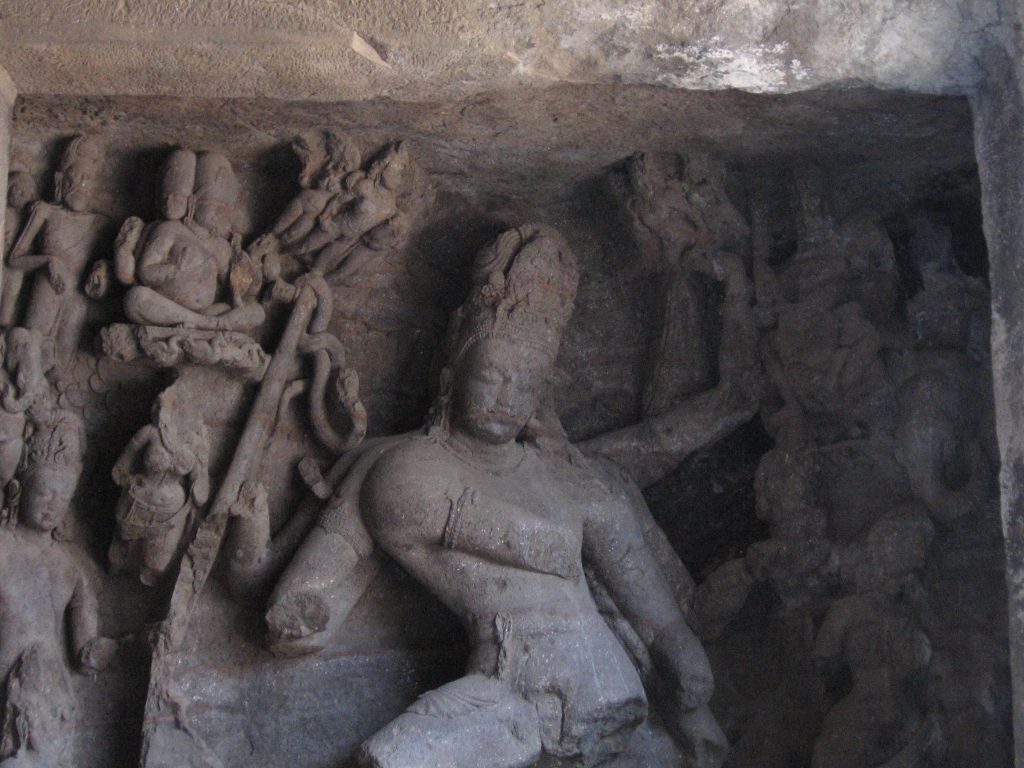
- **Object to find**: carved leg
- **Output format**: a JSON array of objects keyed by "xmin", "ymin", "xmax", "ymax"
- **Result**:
[
  {"xmin": 139, "ymin": 517, "xmax": 189, "ymax": 586},
  {"xmin": 357, "ymin": 674, "xmax": 542, "ymax": 768},
  {"xmin": 54, "ymin": 292, "xmax": 87, "ymax": 360},
  {"xmin": 124, "ymin": 287, "xmax": 225, "ymax": 330},
  {"xmin": 20, "ymin": 277, "xmax": 58, "ymax": 337},
  {"xmin": 0, "ymin": 271, "xmax": 23, "ymax": 327},
  {"xmin": 124, "ymin": 287, "xmax": 263, "ymax": 331},
  {"xmin": 665, "ymin": 704, "xmax": 727, "ymax": 768},
  {"xmin": 207, "ymin": 303, "xmax": 265, "ymax": 332},
  {"xmin": 109, "ymin": 537, "xmax": 141, "ymax": 577}
]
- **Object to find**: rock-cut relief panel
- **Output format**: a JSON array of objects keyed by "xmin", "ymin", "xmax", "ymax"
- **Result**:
[{"xmin": 0, "ymin": 125, "xmax": 1006, "ymax": 768}]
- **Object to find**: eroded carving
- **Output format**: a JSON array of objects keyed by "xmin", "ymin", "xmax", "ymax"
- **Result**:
[
  {"xmin": 0, "ymin": 407, "xmax": 114, "ymax": 768},
  {"xmin": 5, "ymin": 137, "xmax": 107, "ymax": 361},
  {"xmin": 109, "ymin": 382, "xmax": 211, "ymax": 586},
  {"xmin": 2, "ymin": 171, "xmax": 38, "ymax": 328},
  {"xmin": 251, "ymin": 135, "xmax": 408, "ymax": 287},
  {"xmin": 0, "ymin": 328, "xmax": 56, "ymax": 524},
  {"xmin": 113, "ymin": 149, "xmax": 265, "ymax": 333},
  {"xmin": 98, "ymin": 323, "xmax": 269, "ymax": 379}
]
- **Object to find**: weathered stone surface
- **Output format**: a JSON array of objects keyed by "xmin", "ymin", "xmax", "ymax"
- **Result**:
[
  {"xmin": 100, "ymin": 324, "xmax": 270, "ymax": 379},
  {"xmin": 0, "ymin": 0, "xmax": 1008, "ymax": 100}
]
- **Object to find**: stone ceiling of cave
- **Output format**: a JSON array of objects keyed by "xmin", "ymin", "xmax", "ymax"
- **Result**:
[{"xmin": 0, "ymin": 0, "xmax": 1007, "ymax": 101}]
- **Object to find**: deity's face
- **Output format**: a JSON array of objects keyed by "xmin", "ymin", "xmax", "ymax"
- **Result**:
[
  {"xmin": 19, "ymin": 463, "xmax": 77, "ymax": 532},
  {"xmin": 450, "ymin": 336, "xmax": 553, "ymax": 445},
  {"xmin": 194, "ymin": 197, "xmax": 233, "ymax": 239},
  {"xmin": 160, "ymin": 190, "xmax": 190, "ymax": 221},
  {"xmin": 56, "ymin": 164, "xmax": 94, "ymax": 213}
]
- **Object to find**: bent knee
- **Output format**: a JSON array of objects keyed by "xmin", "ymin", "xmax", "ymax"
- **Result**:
[{"xmin": 359, "ymin": 675, "xmax": 541, "ymax": 768}]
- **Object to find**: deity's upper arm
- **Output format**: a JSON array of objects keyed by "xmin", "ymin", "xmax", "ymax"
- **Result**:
[
  {"xmin": 127, "ymin": 424, "xmax": 158, "ymax": 454},
  {"xmin": 361, "ymin": 442, "xmax": 452, "ymax": 557},
  {"xmin": 9, "ymin": 201, "xmax": 53, "ymax": 257},
  {"xmin": 137, "ymin": 223, "xmax": 177, "ymax": 267},
  {"xmin": 272, "ymin": 196, "xmax": 306, "ymax": 235}
]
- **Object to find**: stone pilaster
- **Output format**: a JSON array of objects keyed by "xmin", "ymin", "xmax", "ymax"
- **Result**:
[{"xmin": 972, "ymin": 33, "xmax": 1024, "ymax": 768}]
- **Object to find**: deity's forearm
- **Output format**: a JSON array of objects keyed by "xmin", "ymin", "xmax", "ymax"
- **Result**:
[
  {"xmin": 581, "ymin": 380, "xmax": 759, "ymax": 489},
  {"xmin": 137, "ymin": 260, "xmax": 181, "ymax": 288},
  {"xmin": 6, "ymin": 253, "xmax": 50, "ymax": 272},
  {"xmin": 8, "ymin": 204, "xmax": 48, "ymax": 269},
  {"xmin": 135, "ymin": 231, "xmax": 183, "ymax": 287},
  {"xmin": 580, "ymin": 264, "xmax": 760, "ymax": 489},
  {"xmin": 112, "ymin": 426, "xmax": 155, "ymax": 484},
  {"xmin": 582, "ymin": 501, "xmax": 713, "ymax": 708}
]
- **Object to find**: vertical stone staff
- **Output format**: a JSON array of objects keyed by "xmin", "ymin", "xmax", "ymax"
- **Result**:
[
  {"xmin": 159, "ymin": 277, "xmax": 320, "ymax": 651},
  {"xmin": 140, "ymin": 276, "xmax": 324, "ymax": 768},
  {"xmin": 0, "ymin": 66, "xmax": 16, "ymax": 307}
]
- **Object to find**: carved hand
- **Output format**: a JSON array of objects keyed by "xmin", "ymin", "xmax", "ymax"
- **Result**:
[
  {"xmin": 651, "ymin": 624, "xmax": 715, "ymax": 712},
  {"xmin": 112, "ymin": 463, "xmax": 132, "ymax": 486}
]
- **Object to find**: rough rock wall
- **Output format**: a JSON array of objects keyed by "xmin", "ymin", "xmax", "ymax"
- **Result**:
[{"xmin": 0, "ymin": 0, "xmax": 1006, "ymax": 101}]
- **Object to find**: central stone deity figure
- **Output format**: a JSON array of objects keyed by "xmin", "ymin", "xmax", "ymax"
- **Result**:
[
  {"xmin": 115, "ymin": 149, "xmax": 264, "ymax": 332},
  {"xmin": 310, "ymin": 225, "xmax": 730, "ymax": 768}
]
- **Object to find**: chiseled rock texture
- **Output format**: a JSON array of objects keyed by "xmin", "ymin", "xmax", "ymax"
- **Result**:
[{"xmin": 0, "ymin": 0, "xmax": 1008, "ymax": 100}]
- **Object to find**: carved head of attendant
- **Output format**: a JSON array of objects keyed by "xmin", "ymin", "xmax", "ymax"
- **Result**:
[
  {"xmin": 292, "ymin": 131, "xmax": 329, "ymax": 190},
  {"xmin": 19, "ymin": 410, "xmax": 83, "ymax": 533},
  {"xmin": 192, "ymin": 151, "xmax": 239, "ymax": 239},
  {"xmin": 433, "ymin": 225, "xmax": 577, "ymax": 445},
  {"xmin": 54, "ymin": 135, "xmax": 102, "ymax": 213},
  {"xmin": 320, "ymin": 132, "xmax": 362, "ymax": 190},
  {"xmin": 159, "ymin": 149, "xmax": 198, "ymax": 221},
  {"xmin": 6, "ymin": 171, "xmax": 37, "ymax": 211},
  {"xmin": 368, "ymin": 141, "xmax": 408, "ymax": 191}
]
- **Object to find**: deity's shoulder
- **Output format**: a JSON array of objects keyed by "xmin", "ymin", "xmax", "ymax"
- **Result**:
[
  {"xmin": 570, "ymin": 450, "xmax": 646, "ymax": 523},
  {"xmin": 361, "ymin": 435, "xmax": 457, "ymax": 547},
  {"xmin": 27, "ymin": 200, "xmax": 58, "ymax": 217}
]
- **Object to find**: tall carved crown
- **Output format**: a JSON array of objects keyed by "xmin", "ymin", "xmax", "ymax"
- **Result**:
[
  {"xmin": 449, "ymin": 224, "xmax": 578, "ymax": 363},
  {"xmin": 25, "ymin": 409, "xmax": 84, "ymax": 471}
]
